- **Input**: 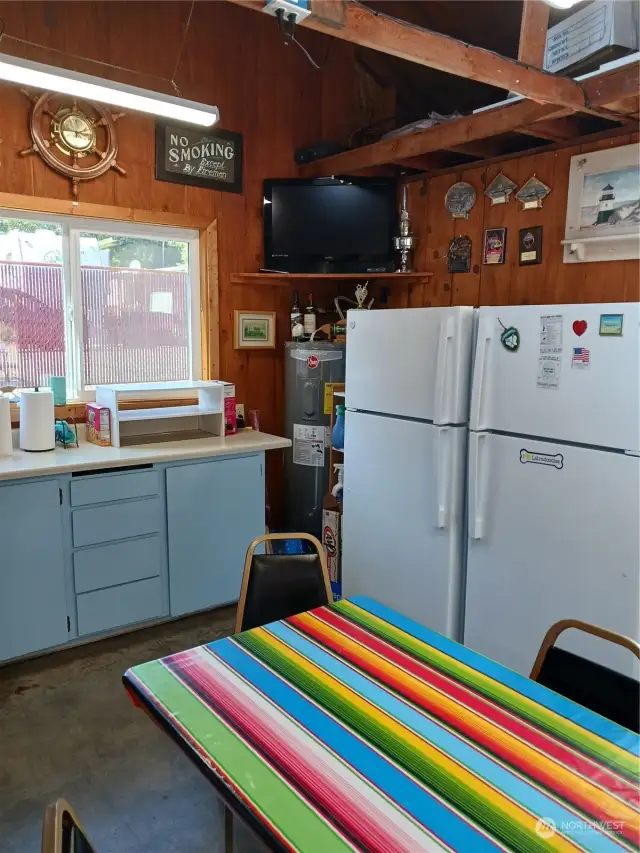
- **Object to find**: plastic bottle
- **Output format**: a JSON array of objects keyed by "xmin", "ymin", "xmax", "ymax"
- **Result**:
[{"xmin": 332, "ymin": 404, "xmax": 345, "ymax": 450}]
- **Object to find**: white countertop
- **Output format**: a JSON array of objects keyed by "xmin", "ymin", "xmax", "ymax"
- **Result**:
[{"xmin": 0, "ymin": 430, "xmax": 291, "ymax": 482}]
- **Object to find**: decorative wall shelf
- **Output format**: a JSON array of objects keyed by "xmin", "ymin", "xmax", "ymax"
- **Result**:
[
  {"xmin": 230, "ymin": 272, "xmax": 432, "ymax": 286},
  {"xmin": 561, "ymin": 233, "xmax": 640, "ymax": 263}
]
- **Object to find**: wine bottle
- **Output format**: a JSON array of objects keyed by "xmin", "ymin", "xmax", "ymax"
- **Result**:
[
  {"xmin": 291, "ymin": 290, "xmax": 303, "ymax": 340},
  {"xmin": 303, "ymin": 292, "xmax": 317, "ymax": 336}
]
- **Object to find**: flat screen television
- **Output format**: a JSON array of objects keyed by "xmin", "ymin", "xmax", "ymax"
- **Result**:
[{"xmin": 263, "ymin": 177, "xmax": 398, "ymax": 274}]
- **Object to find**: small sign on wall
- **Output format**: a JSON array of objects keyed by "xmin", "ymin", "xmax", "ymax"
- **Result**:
[{"xmin": 155, "ymin": 122, "xmax": 243, "ymax": 193}]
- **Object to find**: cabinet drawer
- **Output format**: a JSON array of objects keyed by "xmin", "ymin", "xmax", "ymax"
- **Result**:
[
  {"xmin": 77, "ymin": 576, "xmax": 164, "ymax": 636},
  {"xmin": 71, "ymin": 469, "xmax": 158, "ymax": 506},
  {"xmin": 74, "ymin": 536, "xmax": 161, "ymax": 594},
  {"xmin": 72, "ymin": 498, "xmax": 160, "ymax": 547}
]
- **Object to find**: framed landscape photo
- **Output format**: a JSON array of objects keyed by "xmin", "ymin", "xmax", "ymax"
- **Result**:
[
  {"xmin": 234, "ymin": 311, "xmax": 276, "ymax": 349},
  {"xmin": 564, "ymin": 142, "xmax": 640, "ymax": 262}
]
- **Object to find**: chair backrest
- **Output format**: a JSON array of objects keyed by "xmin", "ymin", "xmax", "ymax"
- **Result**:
[
  {"xmin": 531, "ymin": 619, "xmax": 640, "ymax": 733},
  {"xmin": 42, "ymin": 799, "xmax": 98, "ymax": 853},
  {"xmin": 235, "ymin": 533, "xmax": 332, "ymax": 633}
]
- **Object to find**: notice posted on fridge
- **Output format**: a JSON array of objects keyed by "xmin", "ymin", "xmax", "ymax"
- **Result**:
[
  {"xmin": 538, "ymin": 313, "xmax": 563, "ymax": 390},
  {"xmin": 293, "ymin": 424, "xmax": 325, "ymax": 466}
]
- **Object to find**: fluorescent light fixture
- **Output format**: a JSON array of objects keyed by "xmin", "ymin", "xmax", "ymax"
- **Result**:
[
  {"xmin": 545, "ymin": 0, "xmax": 581, "ymax": 7},
  {"xmin": 0, "ymin": 53, "xmax": 219, "ymax": 126}
]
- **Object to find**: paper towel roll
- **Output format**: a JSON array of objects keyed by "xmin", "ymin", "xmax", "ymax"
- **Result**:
[
  {"xmin": 20, "ymin": 388, "xmax": 55, "ymax": 452},
  {"xmin": 0, "ymin": 396, "xmax": 12, "ymax": 457}
]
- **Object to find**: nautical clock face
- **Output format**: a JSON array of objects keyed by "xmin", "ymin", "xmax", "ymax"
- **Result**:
[
  {"xmin": 56, "ymin": 111, "xmax": 96, "ymax": 153},
  {"xmin": 21, "ymin": 92, "xmax": 126, "ymax": 197}
]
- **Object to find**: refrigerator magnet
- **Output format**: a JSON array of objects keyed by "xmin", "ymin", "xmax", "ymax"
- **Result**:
[
  {"xmin": 483, "ymin": 228, "xmax": 506, "ymax": 264},
  {"xmin": 599, "ymin": 314, "xmax": 624, "ymax": 336},
  {"xmin": 498, "ymin": 319, "xmax": 520, "ymax": 352}
]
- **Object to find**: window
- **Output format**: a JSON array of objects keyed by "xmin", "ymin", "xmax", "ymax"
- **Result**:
[{"xmin": 0, "ymin": 212, "xmax": 200, "ymax": 398}]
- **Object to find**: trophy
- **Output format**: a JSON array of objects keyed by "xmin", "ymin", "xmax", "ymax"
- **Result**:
[{"xmin": 394, "ymin": 183, "xmax": 414, "ymax": 272}]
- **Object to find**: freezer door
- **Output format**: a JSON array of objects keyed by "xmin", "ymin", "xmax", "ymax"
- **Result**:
[
  {"xmin": 465, "ymin": 431, "xmax": 640, "ymax": 678},
  {"xmin": 470, "ymin": 303, "xmax": 640, "ymax": 452},
  {"xmin": 341, "ymin": 410, "xmax": 467, "ymax": 639},
  {"xmin": 346, "ymin": 307, "xmax": 475, "ymax": 424}
]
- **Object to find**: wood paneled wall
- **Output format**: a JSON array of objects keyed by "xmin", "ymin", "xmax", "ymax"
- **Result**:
[
  {"xmin": 386, "ymin": 133, "xmax": 640, "ymax": 310},
  {"xmin": 0, "ymin": 1, "xmax": 384, "ymax": 520}
]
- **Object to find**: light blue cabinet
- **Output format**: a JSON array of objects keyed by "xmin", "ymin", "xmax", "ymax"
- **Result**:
[
  {"xmin": 167, "ymin": 454, "xmax": 265, "ymax": 616},
  {"xmin": 0, "ymin": 479, "xmax": 69, "ymax": 661},
  {"xmin": 0, "ymin": 450, "xmax": 267, "ymax": 664}
]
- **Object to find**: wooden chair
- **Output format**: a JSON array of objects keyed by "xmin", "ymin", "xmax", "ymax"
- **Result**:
[
  {"xmin": 41, "ymin": 799, "xmax": 98, "ymax": 853},
  {"xmin": 530, "ymin": 619, "xmax": 640, "ymax": 732},
  {"xmin": 235, "ymin": 532, "xmax": 332, "ymax": 633}
]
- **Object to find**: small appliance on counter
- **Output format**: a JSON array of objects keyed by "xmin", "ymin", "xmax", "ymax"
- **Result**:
[{"xmin": 19, "ymin": 387, "xmax": 55, "ymax": 452}]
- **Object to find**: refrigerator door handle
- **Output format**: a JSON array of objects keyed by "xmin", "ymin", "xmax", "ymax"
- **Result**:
[
  {"xmin": 434, "ymin": 316, "xmax": 455, "ymax": 425},
  {"xmin": 470, "ymin": 317, "xmax": 493, "ymax": 431},
  {"xmin": 468, "ymin": 431, "xmax": 488, "ymax": 539},
  {"xmin": 435, "ymin": 425, "xmax": 450, "ymax": 529}
]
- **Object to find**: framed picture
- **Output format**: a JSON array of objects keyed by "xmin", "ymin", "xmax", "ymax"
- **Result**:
[
  {"xmin": 564, "ymin": 142, "xmax": 639, "ymax": 263},
  {"xmin": 483, "ymin": 228, "xmax": 506, "ymax": 265},
  {"xmin": 234, "ymin": 311, "xmax": 276, "ymax": 349},
  {"xmin": 155, "ymin": 121, "xmax": 243, "ymax": 193}
]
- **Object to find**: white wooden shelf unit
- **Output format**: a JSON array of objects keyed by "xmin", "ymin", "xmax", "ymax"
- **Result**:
[{"xmin": 95, "ymin": 381, "xmax": 226, "ymax": 447}]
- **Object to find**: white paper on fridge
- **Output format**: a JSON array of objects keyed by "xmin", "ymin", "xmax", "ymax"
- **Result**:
[
  {"xmin": 538, "ymin": 313, "xmax": 563, "ymax": 390},
  {"xmin": 293, "ymin": 423, "xmax": 325, "ymax": 467}
]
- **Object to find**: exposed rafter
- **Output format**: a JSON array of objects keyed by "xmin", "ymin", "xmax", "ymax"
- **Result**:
[
  {"xmin": 226, "ymin": 0, "xmax": 588, "ymax": 111},
  {"xmin": 300, "ymin": 100, "xmax": 561, "ymax": 176},
  {"xmin": 518, "ymin": 0, "xmax": 550, "ymax": 68},
  {"xmin": 298, "ymin": 60, "xmax": 639, "ymax": 176}
]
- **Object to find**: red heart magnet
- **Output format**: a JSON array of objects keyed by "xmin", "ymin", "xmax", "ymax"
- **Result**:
[{"xmin": 573, "ymin": 320, "xmax": 587, "ymax": 336}]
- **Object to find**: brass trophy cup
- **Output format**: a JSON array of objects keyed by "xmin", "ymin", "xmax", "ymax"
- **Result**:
[{"xmin": 394, "ymin": 183, "xmax": 414, "ymax": 272}]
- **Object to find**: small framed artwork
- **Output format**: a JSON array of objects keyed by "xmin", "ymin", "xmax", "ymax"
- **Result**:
[
  {"xmin": 519, "ymin": 226, "xmax": 543, "ymax": 265},
  {"xmin": 234, "ymin": 311, "xmax": 276, "ymax": 349},
  {"xmin": 483, "ymin": 228, "xmax": 506, "ymax": 265}
]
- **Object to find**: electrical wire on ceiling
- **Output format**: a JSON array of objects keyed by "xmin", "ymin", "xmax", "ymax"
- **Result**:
[
  {"xmin": 0, "ymin": 3, "xmax": 195, "ymax": 97},
  {"xmin": 274, "ymin": 8, "xmax": 323, "ymax": 70}
]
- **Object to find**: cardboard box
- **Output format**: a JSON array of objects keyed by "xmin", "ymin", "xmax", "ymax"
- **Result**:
[
  {"xmin": 224, "ymin": 383, "xmax": 237, "ymax": 436},
  {"xmin": 322, "ymin": 507, "xmax": 341, "ymax": 601},
  {"xmin": 85, "ymin": 403, "xmax": 111, "ymax": 446}
]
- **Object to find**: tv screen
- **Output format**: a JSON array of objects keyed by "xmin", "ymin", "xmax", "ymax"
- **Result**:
[{"xmin": 263, "ymin": 178, "xmax": 397, "ymax": 273}]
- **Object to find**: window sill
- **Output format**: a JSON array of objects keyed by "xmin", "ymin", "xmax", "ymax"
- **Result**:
[{"xmin": 9, "ymin": 397, "xmax": 199, "ymax": 427}]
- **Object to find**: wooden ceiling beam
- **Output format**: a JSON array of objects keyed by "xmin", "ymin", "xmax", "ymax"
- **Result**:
[
  {"xmin": 517, "ymin": 116, "xmax": 584, "ymax": 141},
  {"xmin": 226, "ymin": 0, "xmax": 587, "ymax": 111},
  {"xmin": 299, "ymin": 99, "xmax": 560, "ymax": 176},
  {"xmin": 518, "ymin": 0, "xmax": 549, "ymax": 68}
]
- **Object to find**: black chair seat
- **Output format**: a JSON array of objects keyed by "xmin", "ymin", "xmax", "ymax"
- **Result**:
[
  {"xmin": 537, "ymin": 646, "xmax": 640, "ymax": 733},
  {"xmin": 240, "ymin": 553, "xmax": 329, "ymax": 632},
  {"xmin": 235, "ymin": 533, "xmax": 332, "ymax": 634}
]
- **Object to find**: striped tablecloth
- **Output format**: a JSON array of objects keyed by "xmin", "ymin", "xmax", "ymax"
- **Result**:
[{"xmin": 124, "ymin": 596, "xmax": 640, "ymax": 853}]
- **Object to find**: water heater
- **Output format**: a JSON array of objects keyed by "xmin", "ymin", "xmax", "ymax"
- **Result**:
[{"xmin": 284, "ymin": 341, "xmax": 345, "ymax": 538}]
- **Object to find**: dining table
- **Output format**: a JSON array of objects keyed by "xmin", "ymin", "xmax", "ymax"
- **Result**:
[{"xmin": 123, "ymin": 595, "xmax": 640, "ymax": 853}]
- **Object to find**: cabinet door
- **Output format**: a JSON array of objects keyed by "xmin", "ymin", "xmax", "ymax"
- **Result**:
[
  {"xmin": 167, "ymin": 455, "xmax": 265, "ymax": 617},
  {"xmin": 0, "ymin": 479, "xmax": 69, "ymax": 661}
]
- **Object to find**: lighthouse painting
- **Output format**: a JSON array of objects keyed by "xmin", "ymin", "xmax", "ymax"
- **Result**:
[{"xmin": 579, "ymin": 166, "xmax": 640, "ymax": 229}]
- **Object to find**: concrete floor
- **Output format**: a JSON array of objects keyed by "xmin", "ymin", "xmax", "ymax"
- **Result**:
[{"xmin": 0, "ymin": 608, "xmax": 266, "ymax": 853}]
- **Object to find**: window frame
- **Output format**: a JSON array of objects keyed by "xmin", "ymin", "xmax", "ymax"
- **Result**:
[{"xmin": 0, "ymin": 196, "xmax": 217, "ymax": 402}]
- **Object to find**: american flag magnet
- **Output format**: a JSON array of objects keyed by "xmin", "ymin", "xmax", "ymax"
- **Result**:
[{"xmin": 572, "ymin": 347, "xmax": 590, "ymax": 369}]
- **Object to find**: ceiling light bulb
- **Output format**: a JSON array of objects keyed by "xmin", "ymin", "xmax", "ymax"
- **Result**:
[
  {"xmin": 0, "ymin": 54, "xmax": 219, "ymax": 126},
  {"xmin": 545, "ymin": 0, "xmax": 581, "ymax": 8}
]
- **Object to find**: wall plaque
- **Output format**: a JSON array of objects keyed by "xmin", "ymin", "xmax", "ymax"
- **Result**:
[{"xmin": 155, "ymin": 122, "xmax": 243, "ymax": 193}]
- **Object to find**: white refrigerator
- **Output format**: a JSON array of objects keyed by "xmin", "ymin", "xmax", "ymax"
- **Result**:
[
  {"xmin": 341, "ymin": 307, "xmax": 475, "ymax": 640},
  {"xmin": 464, "ymin": 302, "xmax": 640, "ymax": 678}
]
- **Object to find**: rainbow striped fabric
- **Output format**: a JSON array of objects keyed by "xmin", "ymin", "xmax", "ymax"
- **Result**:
[{"xmin": 124, "ymin": 596, "xmax": 640, "ymax": 853}]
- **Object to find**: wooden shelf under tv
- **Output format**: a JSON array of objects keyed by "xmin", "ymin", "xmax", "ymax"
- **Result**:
[{"xmin": 230, "ymin": 272, "xmax": 432, "ymax": 286}]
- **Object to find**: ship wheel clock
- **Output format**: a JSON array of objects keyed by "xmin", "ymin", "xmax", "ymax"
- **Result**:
[{"xmin": 20, "ymin": 91, "xmax": 126, "ymax": 197}]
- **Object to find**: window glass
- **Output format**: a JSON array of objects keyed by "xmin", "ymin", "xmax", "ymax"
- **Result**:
[
  {"xmin": 79, "ymin": 233, "xmax": 191, "ymax": 386},
  {"xmin": 0, "ymin": 218, "xmax": 65, "ymax": 388}
]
